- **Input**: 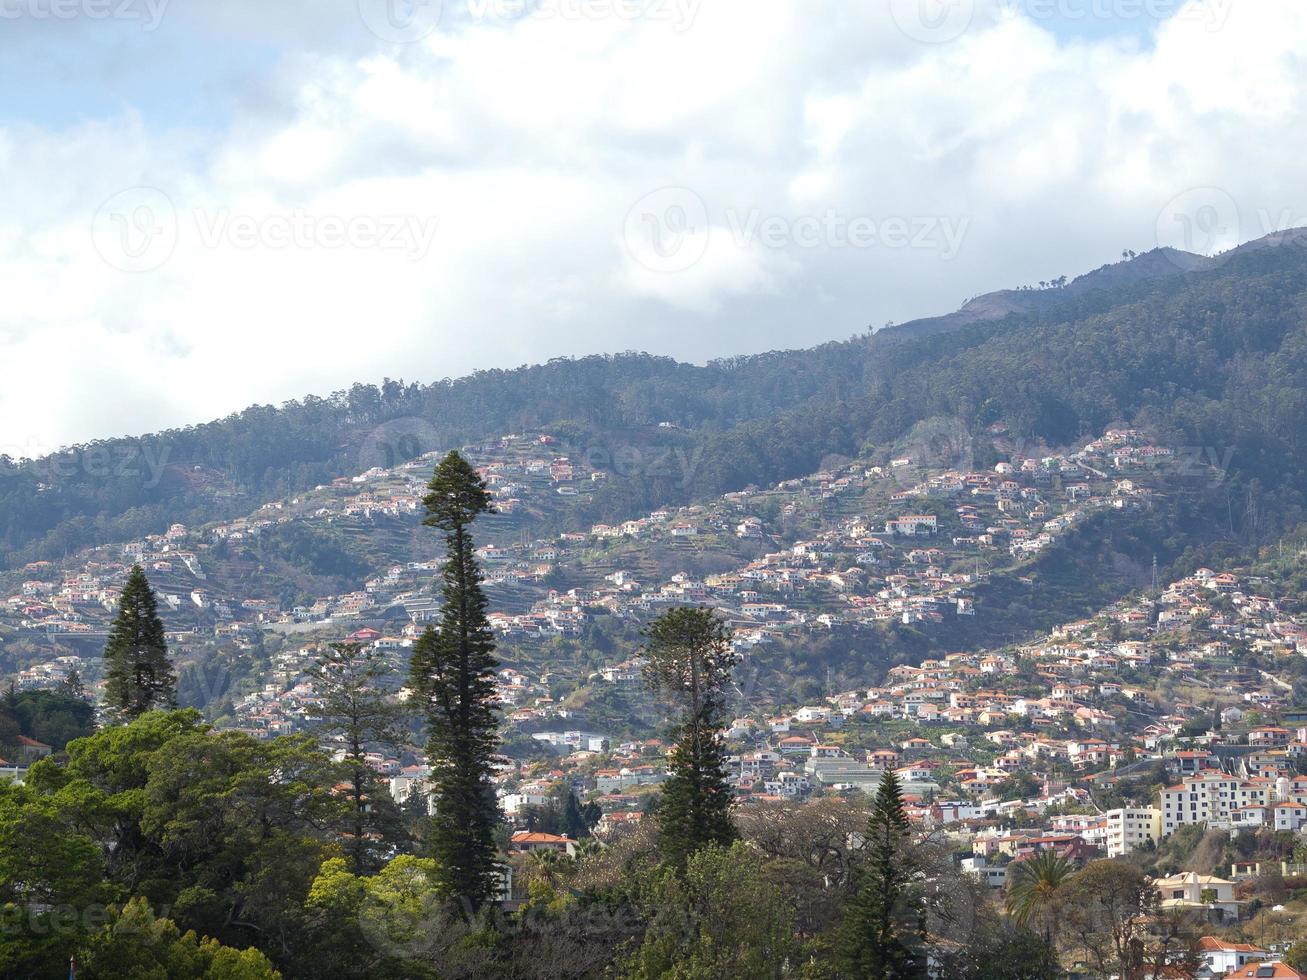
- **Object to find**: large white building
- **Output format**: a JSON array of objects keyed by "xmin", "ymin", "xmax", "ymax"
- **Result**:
[
  {"xmin": 1160, "ymin": 770, "xmax": 1302, "ymax": 834},
  {"xmin": 1161, "ymin": 772, "xmax": 1237, "ymax": 833},
  {"xmin": 1101, "ymin": 807, "xmax": 1162, "ymax": 857}
]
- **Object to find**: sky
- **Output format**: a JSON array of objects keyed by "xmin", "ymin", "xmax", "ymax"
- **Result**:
[{"xmin": 2, "ymin": 0, "xmax": 1306, "ymax": 456}]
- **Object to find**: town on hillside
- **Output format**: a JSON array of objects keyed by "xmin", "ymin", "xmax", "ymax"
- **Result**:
[{"xmin": 6, "ymin": 424, "xmax": 1307, "ymax": 976}]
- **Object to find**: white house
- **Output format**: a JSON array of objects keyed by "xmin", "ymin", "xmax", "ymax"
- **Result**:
[{"xmin": 1197, "ymin": 937, "xmax": 1270, "ymax": 977}]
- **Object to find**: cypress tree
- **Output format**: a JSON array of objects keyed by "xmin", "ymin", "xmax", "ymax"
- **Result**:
[
  {"xmin": 642, "ymin": 606, "xmax": 738, "ymax": 866},
  {"xmin": 838, "ymin": 769, "xmax": 927, "ymax": 979},
  {"xmin": 102, "ymin": 565, "xmax": 176, "ymax": 721},
  {"xmin": 408, "ymin": 451, "xmax": 502, "ymax": 910}
]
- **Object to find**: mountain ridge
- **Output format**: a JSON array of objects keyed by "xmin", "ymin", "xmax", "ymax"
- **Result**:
[{"xmin": 4, "ymin": 229, "xmax": 1307, "ymax": 573}]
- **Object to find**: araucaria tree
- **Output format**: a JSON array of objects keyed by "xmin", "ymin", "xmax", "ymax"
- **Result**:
[
  {"xmin": 408, "ymin": 450, "xmax": 502, "ymax": 910},
  {"xmin": 838, "ymin": 769, "xmax": 926, "ymax": 979},
  {"xmin": 308, "ymin": 641, "xmax": 403, "ymax": 873},
  {"xmin": 642, "ymin": 606, "xmax": 738, "ymax": 866},
  {"xmin": 102, "ymin": 565, "xmax": 176, "ymax": 721}
]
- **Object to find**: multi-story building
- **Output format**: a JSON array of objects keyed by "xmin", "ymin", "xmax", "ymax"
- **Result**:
[
  {"xmin": 1160, "ymin": 771, "xmax": 1241, "ymax": 834},
  {"xmin": 1102, "ymin": 807, "xmax": 1162, "ymax": 857}
]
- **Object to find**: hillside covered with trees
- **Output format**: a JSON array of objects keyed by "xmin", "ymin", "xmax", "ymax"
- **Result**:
[{"xmin": 7, "ymin": 238, "xmax": 1307, "ymax": 575}]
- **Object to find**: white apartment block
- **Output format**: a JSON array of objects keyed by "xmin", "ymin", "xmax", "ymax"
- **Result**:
[
  {"xmin": 1160, "ymin": 771, "xmax": 1281, "ymax": 834},
  {"xmin": 1160, "ymin": 772, "xmax": 1241, "ymax": 834},
  {"xmin": 1102, "ymin": 807, "xmax": 1162, "ymax": 857}
]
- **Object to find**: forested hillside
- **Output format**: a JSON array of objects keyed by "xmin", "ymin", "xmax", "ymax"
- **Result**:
[
  {"xmin": 5, "ymin": 237, "xmax": 1307, "ymax": 571},
  {"xmin": 663, "ymin": 239, "xmax": 1307, "ymax": 544}
]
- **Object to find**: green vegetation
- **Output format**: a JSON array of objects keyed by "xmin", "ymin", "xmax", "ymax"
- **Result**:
[
  {"xmin": 76, "ymin": 897, "xmax": 282, "ymax": 980},
  {"xmin": 102, "ymin": 565, "xmax": 176, "ymax": 720},
  {"xmin": 641, "ymin": 607, "xmax": 738, "ymax": 867},
  {"xmin": 11, "ymin": 242, "xmax": 1307, "ymax": 582},
  {"xmin": 837, "ymin": 770, "xmax": 925, "ymax": 978},
  {"xmin": 0, "ymin": 699, "xmax": 1170, "ymax": 979},
  {"xmin": 408, "ymin": 451, "xmax": 504, "ymax": 910},
  {"xmin": 307, "ymin": 641, "xmax": 405, "ymax": 873},
  {"xmin": 0, "ymin": 711, "xmax": 339, "ymax": 977},
  {"xmin": 518, "ymin": 784, "xmax": 600, "ymax": 839},
  {"xmin": 0, "ymin": 686, "xmax": 94, "ymax": 754},
  {"xmin": 1005, "ymin": 849, "xmax": 1074, "ymax": 946}
]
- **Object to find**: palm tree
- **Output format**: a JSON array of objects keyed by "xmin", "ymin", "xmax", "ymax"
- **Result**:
[{"xmin": 1005, "ymin": 848, "xmax": 1075, "ymax": 946}]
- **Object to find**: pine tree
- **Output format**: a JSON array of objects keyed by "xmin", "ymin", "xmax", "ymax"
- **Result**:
[
  {"xmin": 408, "ymin": 451, "xmax": 502, "ymax": 910},
  {"xmin": 308, "ymin": 641, "xmax": 403, "ymax": 874},
  {"xmin": 59, "ymin": 669, "xmax": 89, "ymax": 703},
  {"xmin": 102, "ymin": 565, "xmax": 176, "ymax": 721},
  {"xmin": 642, "ymin": 606, "xmax": 738, "ymax": 866},
  {"xmin": 838, "ymin": 770, "xmax": 927, "ymax": 979}
]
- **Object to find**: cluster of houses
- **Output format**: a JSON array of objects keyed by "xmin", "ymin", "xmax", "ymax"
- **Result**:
[
  {"xmin": 1, "ymin": 425, "xmax": 1195, "ymax": 693},
  {"xmin": 7, "ymin": 427, "xmax": 1307, "ymax": 941}
]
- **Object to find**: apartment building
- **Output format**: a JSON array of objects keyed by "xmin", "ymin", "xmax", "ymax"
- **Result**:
[
  {"xmin": 1160, "ymin": 771, "xmax": 1241, "ymax": 834},
  {"xmin": 1102, "ymin": 807, "xmax": 1162, "ymax": 857}
]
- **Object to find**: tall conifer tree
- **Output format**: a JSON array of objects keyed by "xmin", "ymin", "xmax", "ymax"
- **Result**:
[
  {"xmin": 642, "ymin": 606, "xmax": 738, "ymax": 866},
  {"xmin": 308, "ymin": 641, "xmax": 403, "ymax": 874},
  {"xmin": 838, "ymin": 769, "xmax": 926, "ymax": 978},
  {"xmin": 408, "ymin": 451, "xmax": 502, "ymax": 909},
  {"xmin": 102, "ymin": 565, "xmax": 176, "ymax": 721}
]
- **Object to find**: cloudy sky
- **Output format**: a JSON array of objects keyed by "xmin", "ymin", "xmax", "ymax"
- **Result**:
[{"xmin": 2, "ymin": 0, "xmax": 1305, "ymax": 455}]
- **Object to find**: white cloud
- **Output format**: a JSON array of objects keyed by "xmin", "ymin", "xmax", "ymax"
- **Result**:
[{"xmin": 2, "ymin": 0, "xmax": 1307, "ymax": 452}]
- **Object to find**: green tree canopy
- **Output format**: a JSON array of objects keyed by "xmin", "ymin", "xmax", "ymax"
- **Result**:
[
  {"xmin": 408, "ymin": 450, "xmax": 503, "ymax": 910},
  {"xmin": 837, "ymin": 770, "xmax": 926, "ymax": 979},
  {"xmin": 102, "ymin": 565, "xmax": 176, "ymax": 721},
  {"xmin": 642, "ymin": 606, "xmax": 739, "ymax": 867}
]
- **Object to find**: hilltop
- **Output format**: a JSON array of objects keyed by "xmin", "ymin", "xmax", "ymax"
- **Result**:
[{"xmin": 5, "ymin": 232, "xmax": 1307, "ymax": 579}]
